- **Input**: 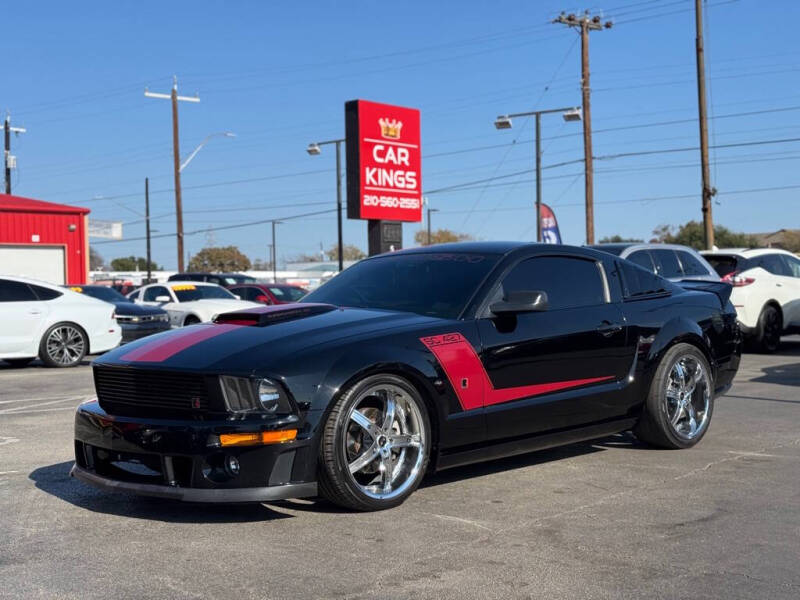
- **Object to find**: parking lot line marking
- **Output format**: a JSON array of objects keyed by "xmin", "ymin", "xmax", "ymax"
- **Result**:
[
  {"xmin": 0, "ymin": 396, "xmax": 87, "ymax": 414},
  {"xmin": 0, "ymin": 437, "xmax": 20, "ymax": 446},
  {"xmin": 0, "ymin": 471, "xmax": 19, "ymax": 475},
  {"xmin": 0, "ymin": 394, "xmax": 92, "ymax": 405},
  {"xmin": 2, "ymin": 406, "xmax": 78, "ymax": 414}
]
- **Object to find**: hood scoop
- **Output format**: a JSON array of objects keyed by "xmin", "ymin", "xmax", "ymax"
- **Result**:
[{"xmin": 213, "ymin": 303, "xmax": 338, "ymax": 327}]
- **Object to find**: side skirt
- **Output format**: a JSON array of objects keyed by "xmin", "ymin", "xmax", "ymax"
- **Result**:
[{"xmin": 435, "ymin": 417, "xmax": 637, "ymax": 471}]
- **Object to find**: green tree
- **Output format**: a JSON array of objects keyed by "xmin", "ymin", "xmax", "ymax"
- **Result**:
[
  {"xmin": 414, "ymin": 228, "xmax": 473, "ymax": 246},
  {"xmin": 650, "ymin": 221, "xmax": 759, "ymax": 250},
  {"xmin": 187, "ymin": 246, "xmax": 251, "ymax": 272},
  {"xmin": 598, "ymin": 235, "xmax": 644, "ymax": 243},
  {"xmin": 325, "ymin": 244, "xmax": 366, "ymax": 261},
  {"xmin": 110, "ymin": 256, "xmax": 161, "ymax": 271}
]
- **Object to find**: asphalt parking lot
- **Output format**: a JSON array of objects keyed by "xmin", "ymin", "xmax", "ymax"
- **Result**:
[{"xmin": 1, "ymin": 340, "xmax": 799, "ymax": 600}]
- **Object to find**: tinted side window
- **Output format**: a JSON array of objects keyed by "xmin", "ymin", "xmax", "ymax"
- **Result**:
[
  {"xmin": 618, "ymin": 261, "xmax": 669, "ymax": 299},
  {"xmin": 29, "ymin": 284, "xmax": 63, "ymax": 300},
  {"xmin": 781, "ymin": 255, "xmax": 800, "ymax": 278},
  {"xmin": 501, "ymin": 256, "xmax": 606, "ymax": 310},
  {"xmin": 677, "ymin": 251, "xmax": 710, "ymax": 277},
  {"xmin": 704, "ymin": 255, "xmax": 744, "ymax": 277},
  {"xmin": 651, "ymin": 249, "xmax": 683, "ymax": 278},
  {"xmin": 627, "ymin": 250, "xmax": 655, "ymax": 273},
  {"xmin": 143, "ymin": 286, "xmax": 170, "ymax": 302},
  {"xmin": 757, "ymin": 254, "xmax": 792, "ymax": 276},
  {"xmin": 0, "ymin": 279, "xmax": 37, "ymax": 302}
]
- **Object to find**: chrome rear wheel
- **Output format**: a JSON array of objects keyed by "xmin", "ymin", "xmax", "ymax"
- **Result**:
[
  {"xmin": 664, "ymin": 354, "xmax": 711, "ymax": 441},
  {"xmin": 39, "ymin": 323, "xmax": 87, "ymax": 368}
]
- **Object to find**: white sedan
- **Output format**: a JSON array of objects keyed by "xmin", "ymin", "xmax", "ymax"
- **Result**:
[
  {"xmin": 0, "ymin": 275, "xmax": 121, "ymax": 368},
  {"xmin": 127, "ymin": 281, "xmax": 260, "ymax": 327},
  {"xmin": 703, "ymin": 248, "xmax": 800, "ymax": 352}
]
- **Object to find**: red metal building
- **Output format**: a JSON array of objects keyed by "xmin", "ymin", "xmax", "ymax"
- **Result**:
[{"xmin": 0, "ymin": 194, "xmax": 90, "ymax": 284}]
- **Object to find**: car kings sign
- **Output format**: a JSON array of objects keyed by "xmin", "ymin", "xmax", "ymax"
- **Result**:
[{"xmin": 345, "ymin": 100, "xmax": 422, "ymax": 222}]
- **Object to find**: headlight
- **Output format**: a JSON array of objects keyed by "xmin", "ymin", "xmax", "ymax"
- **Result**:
[
  {"xmin": 157, "ymin": 314, "xmax": 169, "ymax": 322},
  {"xmin": 219, "ymin": 376, "xmax": 293, "ymax": 415},
  {"xmin": 258, "ymin": 379, "xmax": 292, "ymax": 414}
]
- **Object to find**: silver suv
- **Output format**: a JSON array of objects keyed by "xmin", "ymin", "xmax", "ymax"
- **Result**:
[{"xmin": 588, "ymin": 243, "xmax": 720, "ymax": 282}]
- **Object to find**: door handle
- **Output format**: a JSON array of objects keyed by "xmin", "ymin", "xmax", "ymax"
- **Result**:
[
  {"xmin": 596, "ymin": 321, "xmax": 623, "ymax": 337},
  {"xmin": 28, "ymin": 310, "xmax": 42, "ymax": 315},
  {"xmin": 776, "ymin": 283, "xmax": 783, "ymax": 287}
]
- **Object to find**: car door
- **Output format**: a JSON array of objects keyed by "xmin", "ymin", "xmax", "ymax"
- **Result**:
[
  {"xmin": 0, "ymin": 279, "xmax": 47, "ymax": 354},
  {"xmin": 476, "ymin": 254, "xmax": 637, "ymax": 441},
  {"xmin": 777, "ymin": 254, "xmax": 800, "ymax": 327},
  {"xmin": 753, "ymin": 254, "xmax": 795, "ymax": 323}
]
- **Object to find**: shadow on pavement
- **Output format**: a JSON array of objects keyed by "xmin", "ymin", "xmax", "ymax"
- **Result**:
[
  {"xmin": 750, "ymin": 362, "xmax": 800, "ymax": 387},
  {"xmin": 0, "ymin": 358, "xmax": 93, "ymax": 370},
  {"xmin": 723, "ymin": 394, "xmax": 800, "ymax": 405},
  {"xmin": 29, "ymin": 461, "xmax": 292, "ymax": 523}
]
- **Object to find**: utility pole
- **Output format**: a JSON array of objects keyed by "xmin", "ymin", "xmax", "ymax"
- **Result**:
[
  {"xmin": 695, "ymin": 0, "xmax": 715, "ymax": 249},
  {"xmin": 145, "ymin": 77, "xmax": 199, "ymax": 272},
  {"xmin": 2, "ymin": 114, "xmax": 26, "ymax": 195},
  {"xmin": 553, "ymin": 12, "xmax": 611, "ymax": 244},
  {"xmin": 145, "ymin": 177, "xmax": 152, "ymax": 283},
  {"xmin": 271, "ymin": 220, "xmax": 282, "ymax": 283}
]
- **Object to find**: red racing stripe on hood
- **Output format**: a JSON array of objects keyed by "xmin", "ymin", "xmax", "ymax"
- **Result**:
[{"xmin": 120, "ymin": 323, "xmax": 241, "ymax": 363}]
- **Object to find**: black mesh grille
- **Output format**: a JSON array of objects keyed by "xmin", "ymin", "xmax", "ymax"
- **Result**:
[{"xmin": 94, "ymin": 366, "xmax": 211, "ymax": 417}]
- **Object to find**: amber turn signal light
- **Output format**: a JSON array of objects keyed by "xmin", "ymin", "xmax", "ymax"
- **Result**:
[{"xmin": 219, "ymin": 430, "xmax": 298, "ymax": 447}]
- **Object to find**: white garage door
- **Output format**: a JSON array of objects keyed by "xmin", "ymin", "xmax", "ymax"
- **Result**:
[{"xmin": 0, "ymin": 245, "xmax": 66, "ymax": 284}]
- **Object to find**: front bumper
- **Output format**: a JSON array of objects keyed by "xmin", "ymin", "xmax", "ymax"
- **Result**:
[
  {"xmin": 119, "ymin": 321, "xmax": 171, "ymax": 343},
  {"xmin": 70, "ymin": 464, "xmax": 316, "ymax": 502},
  {"xmin": 73, "ymin": 400, "xmax": 318, "ymax": 503}
]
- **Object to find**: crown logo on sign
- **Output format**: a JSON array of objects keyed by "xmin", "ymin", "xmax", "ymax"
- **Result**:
[{"xmin": 379, "ymin": 118, "xmax": 403, "ymax": 140}]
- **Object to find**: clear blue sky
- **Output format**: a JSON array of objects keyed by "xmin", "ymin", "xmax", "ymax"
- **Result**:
[{"xmin": 5, "ymin": 0, "xmax": 800, "ymax": 269}]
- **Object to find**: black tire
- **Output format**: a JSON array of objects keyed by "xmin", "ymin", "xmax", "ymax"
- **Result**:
[
  {"xmin": 3, "ymin": 358, "xmax": 35, "ymax": 368},
  {"xmin": 38, "ymin": 322, "xmax": 88, "ymax": 368},
  {"xmin": 749, "ymin": 304, "xmax": 781, "ymax": 354},
  {"xmin": 183, "ymin": 315, "xmax": 201, "ymax": 326},
  {"xmin": 317, "ymin": 374, "xmax": 431, "ymax": 511},
  {"xmin": 634, "ymin": 343, "xmax": 714, "ymax": 449}
]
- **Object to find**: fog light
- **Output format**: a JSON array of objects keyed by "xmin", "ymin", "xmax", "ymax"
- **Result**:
[{"xmin": 225, "ymin": 455, "xmax": 240, "ymax": 476}]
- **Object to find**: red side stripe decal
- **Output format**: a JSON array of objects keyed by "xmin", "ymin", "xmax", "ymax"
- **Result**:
[
  {"xmin": 121, "ymin": 323, "xmax": 241, "ymax": 363},
  {"xmin": 420, "ymin": 333, "xmax": 614, "ymax": 411}
]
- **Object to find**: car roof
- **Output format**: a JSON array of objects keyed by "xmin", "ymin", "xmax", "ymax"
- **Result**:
[
  {"xmin": 396, "ymin": 241, "xmax": 532, "ymax": 255},
  {"xmin": 702, "ymin": 248, "xmax": 795, "ymax": 258},
  {"xmin": 159, "ymin": 280, "xmax": 219, "ymax": 287},
  {"xmin": 0, "ymin": 274, "xmax": 63, "ymax": 289}
]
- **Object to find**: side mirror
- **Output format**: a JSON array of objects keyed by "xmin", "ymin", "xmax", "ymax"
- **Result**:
[
  {"xmin": 490, "ymin": 290, "xmax": 548, "ymax": 315},
  {"xmin": 155, "ymin": 295, "xmax": 171, "ymax": 303}
]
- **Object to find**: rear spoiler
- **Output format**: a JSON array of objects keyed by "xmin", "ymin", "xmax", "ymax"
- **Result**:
[
  {"xmin": 213, "ymin": 303, "xmax": 337, "ymax": 326},
  {"xmin": 676, "ymin": 280, "xmax": 733, "ymax": 307}
]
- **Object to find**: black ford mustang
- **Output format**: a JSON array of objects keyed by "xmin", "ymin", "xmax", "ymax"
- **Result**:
[{"xmin": 72, "ymin": 242, "xmax": 741, "ymax": 511}]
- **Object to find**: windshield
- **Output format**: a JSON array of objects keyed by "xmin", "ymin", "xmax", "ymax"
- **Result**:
[
  {"xmin": 302, "ymin": 252, "xmax": 500, "ymax": 319},
  {"xmin": 73, "ymin": 286, "xmax": 129, "ymax": 302},
  {"xmin": 172, "ymin": 284, "xmax": 237, "ymax": 302},
  {"xmin": 271, "ymin": 286, "xmax": 307, "ymax": 302}
]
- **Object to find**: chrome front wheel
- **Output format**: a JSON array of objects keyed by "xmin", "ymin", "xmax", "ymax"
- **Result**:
[
  {"xmin": 344, "ymin": 383, "xmax": 427, "ymax": 501},
  {"xmin": 318, "ymin": 374, "xmax": 431, "ymax": 511}
]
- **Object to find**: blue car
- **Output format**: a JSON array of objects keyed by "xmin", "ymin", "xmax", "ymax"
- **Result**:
[{"xmin": 68, "ymin": 285, "xmax": 170, "ymax": 343}]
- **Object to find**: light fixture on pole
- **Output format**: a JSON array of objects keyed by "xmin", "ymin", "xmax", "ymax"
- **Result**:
[
  {"xmin": 180, "ymin": 132, "xmax": 236, "ymax": 172},
  {"xmin": 306, "ymin": 138, "xmax": 345, "ymax": 271},
  {"xmin": 493, "ymin": 106, "xmax": 581, "ymax": 242}
]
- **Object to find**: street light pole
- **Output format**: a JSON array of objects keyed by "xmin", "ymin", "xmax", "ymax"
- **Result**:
[
  {"xmin": 271, "ymin": 220, "xmax": 282, "ymax": 284},
  {"xmin": 494, "ymin": 107, "xmax": 581, "ymax": 242},
  {"xmin": 145, "ymin": 177, "xmax": 152, "ymax": 284},
  {"xmin": 307, "ymin": 138, "xmax": 345, "ymax": 271},
  {"xmin": 427, "ymin": 206, "xmax": 439, "ymax": 246}
]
